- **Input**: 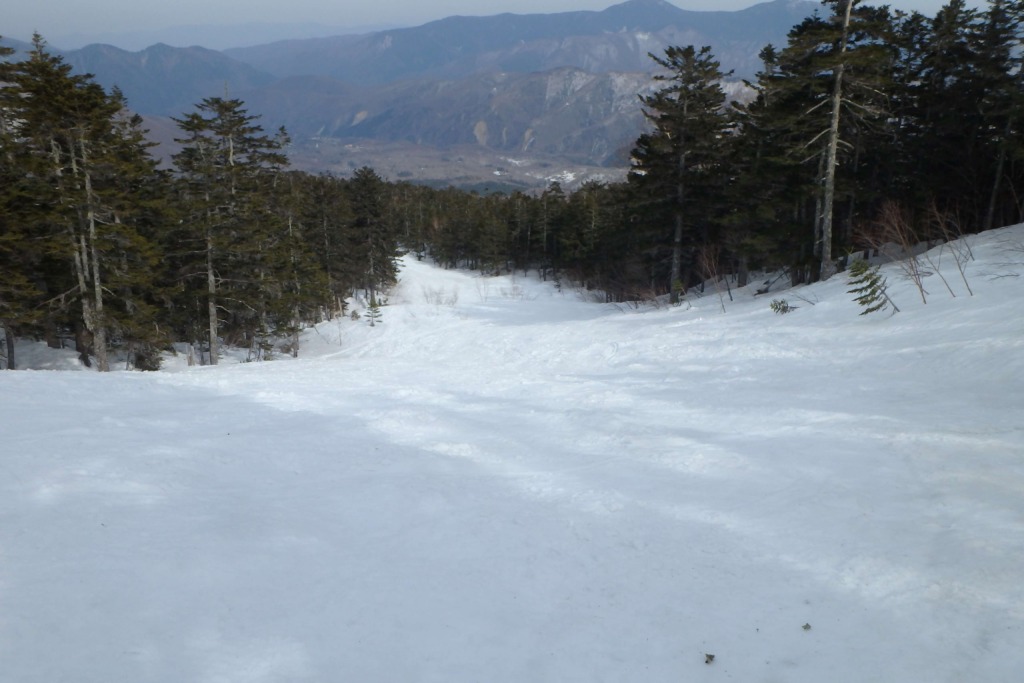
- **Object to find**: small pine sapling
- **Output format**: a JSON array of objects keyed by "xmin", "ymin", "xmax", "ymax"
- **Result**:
[
  {"xmin": 847, "ymin": 259, "xmax": 899, "ymax": 315},
  {"xmin": 366, "ymin": 292, "xmax": 383, "ymax": 327},
  {"xmin": 770, "ymin": 299, "xmax": 795, "ymax": 314}
]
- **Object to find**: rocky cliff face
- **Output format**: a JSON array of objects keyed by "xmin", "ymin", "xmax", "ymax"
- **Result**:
[{"xmin": 240, "ymin": 68, "xmax": 657, "ymax": 166}]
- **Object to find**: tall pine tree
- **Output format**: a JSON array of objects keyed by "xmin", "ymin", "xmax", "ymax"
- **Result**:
[
  {"xmin": 172, "ymin": 97, "xmax": 288, "ymax": 364},
  {"xmin": 630, "ymin": 45, "xmax": 733, "ymax": 302},
  {"xmin": 2, "ymin": 37, "xmax": 167, "ymax": 370}
]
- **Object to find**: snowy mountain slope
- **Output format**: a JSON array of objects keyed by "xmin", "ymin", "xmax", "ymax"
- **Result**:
[{"xmin": 1, "ymin": 226, "xmax": 1023, "ymax": 682}]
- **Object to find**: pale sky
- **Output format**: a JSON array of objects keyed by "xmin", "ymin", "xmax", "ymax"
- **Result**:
[{"xmin": 4, "ymin": 0, "xmax": 986, "ymax": 47}]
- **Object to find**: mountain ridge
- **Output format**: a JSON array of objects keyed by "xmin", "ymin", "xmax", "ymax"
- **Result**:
[
  {"xmin": 224, "ymin": 0, "xmax": 816, "ymax": 84},
  {"xmin": 63, "ymin": 42, "xmax": 276, "ymax": 116},
  {"xmin": 4, "ymin": 1, "xmax": 818, "ymax": 189}
]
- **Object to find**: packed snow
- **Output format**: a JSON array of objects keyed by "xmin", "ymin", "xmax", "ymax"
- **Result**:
[{"xmin": 2, "ymin": 226, "xmax": 1023, "ymax": 682}]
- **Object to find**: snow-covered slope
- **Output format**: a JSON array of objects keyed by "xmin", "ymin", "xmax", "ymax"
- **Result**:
[{"xmin": 2, "ymin": 226, "xmax": 1023, "ymax": 682}]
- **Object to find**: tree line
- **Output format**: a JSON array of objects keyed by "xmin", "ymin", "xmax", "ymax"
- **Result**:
[
  {"xmin": 626, "ymin": 0, "xmax": 1024, "ymax": 297},
  {"xmin": 428, "ymin": 0, "xmax": 1024, "ymax": 297},
  {"xmin": 2, "ymin": 0, "xmax": 1021, "ymax": 369},
  {"xmin": 0, "ymin": 37, "xmax": 402, "ymax": 370}
]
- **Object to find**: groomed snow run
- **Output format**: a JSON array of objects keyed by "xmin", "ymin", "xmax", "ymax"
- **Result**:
[{"xmin": 2, "ymin": 225, "xmax": 1023, "ymax": 682}]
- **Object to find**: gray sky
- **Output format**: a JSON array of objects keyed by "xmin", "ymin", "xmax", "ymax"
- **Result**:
[{"xmin": 5, "ymin": 0, "xmax": 986, "ymax": 47}]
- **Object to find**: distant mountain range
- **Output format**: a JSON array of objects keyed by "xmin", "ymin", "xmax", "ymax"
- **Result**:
[
  {"xmin": 3, "ymin": 0, "xmax": 819, "ymax": 190},
  {"xmin": 49, "ymin": 22, "xmax": 403, "ymax": 52},
  {"xmin": 64, "ymin": 43, "xmax": 277, "ymax": 117},
  {"xmin": 224, "ymin": 0, "xmax": 815, "ymax": 85}
]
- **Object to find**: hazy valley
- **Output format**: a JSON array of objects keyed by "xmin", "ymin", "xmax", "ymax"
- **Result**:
[{"xmin": 4, "ymin": 0, "xmax": 816, "ymax": 189}]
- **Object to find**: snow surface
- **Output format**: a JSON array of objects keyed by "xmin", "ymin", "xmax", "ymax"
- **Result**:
[{"xmin": 2, "ymin": 226, "xmax": 1024, "ymax": 682}]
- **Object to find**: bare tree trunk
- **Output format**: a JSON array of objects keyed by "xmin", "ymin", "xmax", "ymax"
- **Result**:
[
  {"xmin": 74, "ymin": 320, "xmax": 93, "ymax": 367},
  {"xmin": 812, "ymin": 154, "xmax": 825, "ymax": 282},
  {"xmin": 985, "ymin": 118, "xmax": 1012, "ymax": 232},
  {"xmin": 207, "ymin": 229, "xmax": 219, "ymax": 365},
  {"xmin": 524, "ymin": 204, "xmax": 533, "ymax": 275},
  {"xmin": 367, "ymin": 251, "xmax": 377, "ymax": 327},
  {"xmin": 669, "ymin": 208, "xmax": 684, "ymax": 304},
  {"xmin": 3, "ymin": 327, "xmax": 14, "ymax": 370},
  {"xmin": 698, "ymin": 244, "xmax": 726, "ymax": 313},
  {"xmin": 820, "ymin": 0, "xmax": 854, "ymax": 282},
  {"xmin": 82, "ymin": 158, "xmax": 109, "ymax": 372},
  {"xmin": 737, "ymin": 256, "xmax": 749, "ymax": 288},
  {"xmin": 289, "ymin": 215, "xmax": 301, "ymax": 357},
  {"xmin": 67, "ymin": 137, "xmax": 110, "ymax": 371},
  {"xmin": 86, "ymin": 218, "xmax": 109, "ymax": 372},
  {"xmin": 670, "ymin": 125, "xmax": 689, "ymax": 304},
  {"xmin": 72, "ymin": 234, "xmax": 97, "ymax": 367}
]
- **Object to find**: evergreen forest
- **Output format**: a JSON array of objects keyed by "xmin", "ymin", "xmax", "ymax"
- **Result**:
[{"xmin": 2, "ymin": 0, "xmax": 1022, "ymax": 370}]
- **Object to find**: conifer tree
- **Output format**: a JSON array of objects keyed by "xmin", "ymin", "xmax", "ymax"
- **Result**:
[
  {"xmin": 725, "ymin": 45, "xmax": 808, "ymax": 284},
  {"xmin": 976, "ymin": 0, "xmax": 1024, "ymax": 231},
  {"xmin": 365, "ymin": 291, "xmax": 382, "ymax": 327},
  {"xmin": 2, "ymin": 37, "xmax": 167, "ymax": 370},
  {"xmin": 505, "ymin": 191, "xmax": 534, "ymax": 274},
  {"xmin": 172, "ymin": 96, "xmax": 288, "ymax": 364},
  {"xmin": 887, "ymin": 0, "xmax": 1024, "ymax": 232},
  {"xmin": 560, "ymin": 181, "xmax": 620, "ymax": 290},
  {"xmin": 264, "ymin": 170, "xmax": 332, "ymax": 356},
  {"xmin": 0, "ymin": 39, "xmax": 43, "ymax": 367},
  {"xmin": 345, "ymin": 167, "xmax": 400, "ymax": 307},
  {"xmin": 756, "ymin": 3, "xmax": 894, "ymax": 281},
  {"xmin": 536, "ymin": 182, "xmax": 567, "ymax": 280},
  {"xmin": 630, "ymin": 45, "xmax": 733, "ymax": 303},
  {"xmin": 300, "ymin": 173, "xmax": 355, "ymax": 314},
  {"xmin": 78, "ymin": 93, "xmax": 169, "ymax": 370},
  {"xmin": 891, "ymin": 1, "xmax": 982, "ymax": 226}
]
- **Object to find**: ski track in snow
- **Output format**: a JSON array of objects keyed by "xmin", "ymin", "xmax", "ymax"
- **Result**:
[{"xmin": 2, "ymin": 226, "xmax": 1024, "ymax": 682}]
